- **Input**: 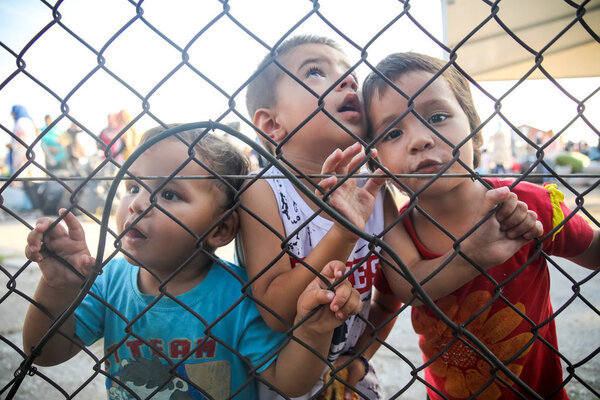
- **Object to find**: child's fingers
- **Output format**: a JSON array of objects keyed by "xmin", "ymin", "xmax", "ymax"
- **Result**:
[
  {"xmin": 316, "ymin": 176, "xmax": 338, "ymax": 196},
  {"xmin": 59, "ymin": 209, "xmax": 87, "ymax": 242},
  {"xmin": 25, "ymin": 218, "xmax": 56, "ymax": 260},
  {"xmin": 316, "ymin": 261, "xmax": 349, "ymax": 316},
  {"xmin": 320, "ymin": 260, "xmax": 346, "ymax": 282},
  {"xmin": 76, "ymin": 254, "xmax": 96, "ymax": 274},
  {"xmin": 26, "ymin": 220, "xmax": 46, "ymax": 249},
  {"xmin": 500, "ymin": 201, "xmax": 535, "ymax": 232},
  {"xmin": 329, "ymin": 280, "xmax": 351, "ymax": 313},
  {"xmin": 32, "ymin": 217, "xmax": 55, "ymax": 235},
  {"xmin": 522, "ymin": 220, "xmax": 543, "ymax": 240},
  {"xmin": 312, "ymin": 289, "xmax": 336, "ymax": 310},
  {"xmin": 497, "ymin": 198, "xmax": 529, "ymax": 230},
  {"xmin": 487, "ymin": 188, "xmax": 542, "ymax": 239},
  {"xmin": 337, "ymin": 142, "xmax": 363, "ymax": 171},
  {"xmin": 312, "ymin": 261, "xmax": 361, "ymax": 320},
  {"xmin": 331, "ymin": 282, "xmax": 362, "ymax": 319},
  {"xmin": 504, "ymin": 211, "xmax": 542, "ymax": 239},
  {"xmin": 344, "ymin": 145, "xmax": 374, "ymax": 174},
  {"xmin": 298, "ymin": 261, "xmax": 344, "ymax": 313},
  {"xmin": 323, "ymin": 142, "xmax": 362, "ymax": 177},
  {"xmin": 318, "ymin": 149, "xmax": 344, "ymax": 196},
  {"xmin": 297, "ymin": 285, "xmax": 335, "ymax": 317},
  {"xmin": 481, "ymin": 187, "xmax": 511, "ymax": 216},
  {"xmin": 39, "ymin": 217, "xmax": 70, "ymax": 242},
  {"xmin": 494, "ymin": 192, "xmax": 518, "ymax": 222},
  {"xmin": 362, "ymin": 169, "xmax": 387, "ymax": 197},
  {"xmin": 25, "ymin": 242, "xmax": 43, "ymax": 263},
  {"xmin": 321, "ymin": 148, "xmax": 343, "ymax": 175}
]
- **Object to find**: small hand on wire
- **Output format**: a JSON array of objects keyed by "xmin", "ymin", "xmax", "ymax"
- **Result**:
[
  {"xmin": 317, "ymin": 142, "xmax": 387, "ymax": 233},
  {"xmin": 25, "ymin": 208, "xmax": 95, "ymax": 290}
]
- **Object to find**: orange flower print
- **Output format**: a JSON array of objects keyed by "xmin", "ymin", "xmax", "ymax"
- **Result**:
[{"xmin": 413, "ymin": 291, "xmax": 533, "ymax": 400}]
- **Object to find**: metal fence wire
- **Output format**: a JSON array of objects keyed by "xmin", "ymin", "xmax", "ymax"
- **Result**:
[{"xmin": 1, "ymin": 0, "xmax": 599, "ymax": 399}]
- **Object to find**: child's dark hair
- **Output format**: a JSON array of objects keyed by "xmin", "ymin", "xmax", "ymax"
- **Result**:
[
  {"xmin": 245, "ymin": 34, "xmax": 344, "ymax": 154},
  {"xmin": 140, "ymin": 124, "xmax": 249, "ymax": 207},
  {"xmin": 362, "ymin": 52, "xmax": 483, "ymax": 167}
]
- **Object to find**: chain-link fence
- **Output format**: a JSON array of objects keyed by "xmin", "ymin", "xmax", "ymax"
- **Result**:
[{"xmin": 1, "ymin": 0, "xmax": 599, "ymax": 399}]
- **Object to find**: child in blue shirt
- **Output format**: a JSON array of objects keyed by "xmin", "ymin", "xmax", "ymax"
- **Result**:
[{"xmin": 23, "ymin": 124, "xmax": 363, "ymax": 400}]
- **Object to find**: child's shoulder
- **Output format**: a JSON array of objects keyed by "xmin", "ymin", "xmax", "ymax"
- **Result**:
[
  {"xmin": 100, "ymin": 257, "xmax": 134, "ymax": 278},
  {"xmin": 242, "ymin": 166, "xmax": 281, "ymax": 197},
  {"xmin": 484, "ymin": 177, "xmax": 552, "ymax": 211},
  {"xmin": 86, "ymin": 258, "xmax": 136, "ymax": 298},
  {"xmin": 210, "ymin": 258, "xmax": 250, "ymax": 286},
  {"xmin": 207, "ymin": 259, "xmax": 268, "ymax": 315},
  {"xmin": 244, "ymin": 165, "xmax": 312, "ymax": 216}
]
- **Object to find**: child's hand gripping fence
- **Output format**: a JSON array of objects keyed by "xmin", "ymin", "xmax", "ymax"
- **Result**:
[{"xmin": 1, "ymin": 1, "xmax": 599, "ymax": 399}]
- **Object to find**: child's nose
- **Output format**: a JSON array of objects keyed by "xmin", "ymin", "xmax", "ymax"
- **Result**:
[
  {"xmin": 408, "ymin": 128, "xmax": 436, "ymax": 154},
  {"xmin": 128, "ymin": 191, "xmax": 152, "ymax": 215},
  {"xmin": 337, "ymin": 73, "xmax": 358, "ymax": 92}
]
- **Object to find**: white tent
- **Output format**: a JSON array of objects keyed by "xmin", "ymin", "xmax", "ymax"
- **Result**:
[{"xmin": 443, "ymin": 0, "xmax": 600, "ymax": 80}]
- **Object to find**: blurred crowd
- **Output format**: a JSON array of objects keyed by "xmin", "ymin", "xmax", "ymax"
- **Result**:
[
  {"xmin": 2, "ymin": 105, "xmax": 140, "ymax": 215},
  {"xmin": 4, "ymin": 106, "xmax": 597, "ymax": 216},
  {"xmin": 2, "ymin": 106, "xmax": 263, "ymax": 217},
  {"xmin": 477, "ymin": 121, "xmax": 600, "ymax": 185}
]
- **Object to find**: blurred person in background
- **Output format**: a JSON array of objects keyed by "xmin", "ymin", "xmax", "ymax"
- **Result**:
[
  {"xmin": 65, "ymin": 121, "xmax": 83, "ymax": 169},
  {"xmin": 39, "ymin": 115, "xmax": 69, "ymax": 171},
  {"xmin": 65, "ymin": 121, "xmax": 100, "ymax": 174},
  {"xmin": 490, "ymin": 123, "xmax": 512, "ymax": 175},
  {"xmin": 3, "ymin": 105, "xmax": 46, "ymax": 212},
  {"xmin": 98, "ymin": 112, "xmax": 126, "ymax": 164},
  {"xmin": 9, "ymin": 105, "xmax": 44, "ymax": 177},
  {"xmin": 589, "ymin": 140, "xmax": 600, "ymax": 161},
  {"xmin": 117, "ymin": 109, "xmax": 140, "ymax": 160}
]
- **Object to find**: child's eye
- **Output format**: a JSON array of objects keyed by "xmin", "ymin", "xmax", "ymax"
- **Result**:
[
  {"xmin": 429, "ymin": 113, "xmax": 448, "ymax": 124},
  {"xmin": 126, "ymin": 184, "xmax": 140, "ymax": 195},
  {"xmin": 161, "ymin": 189, "xmax": 180, "ymax": 201},
  {"xmin": 383, "ymin": 129, "xmax": 403, "ymax": 142},
  {"xmin": 306, "ymin": 66, "xmax": 324, "ymax": 78}
]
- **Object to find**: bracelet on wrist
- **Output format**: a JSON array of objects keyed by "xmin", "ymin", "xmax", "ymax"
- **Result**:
[{"xmin": 343, "ymin": 349, "xmax": 369, "ymax": 379}]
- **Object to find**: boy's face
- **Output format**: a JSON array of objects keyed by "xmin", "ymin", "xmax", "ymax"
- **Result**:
[
  {"xmin": 115, "ymin": 139, "xmax": 226, "ymax": 274},
  {"xmin": 368, "ymin": 70, "xmax": 476, "ymax": 195},
  {"xmin": 272, "ymin": 43, "xmax": 365, "ymax": 155}
]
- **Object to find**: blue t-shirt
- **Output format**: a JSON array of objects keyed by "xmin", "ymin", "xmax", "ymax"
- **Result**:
[
  {"xmin": 75, "ymin": 257, "xmax": 287, "ymax": 400},
  {"xmin": 40, "ymin": 125, "xmax": 67, "ymax": 164}
]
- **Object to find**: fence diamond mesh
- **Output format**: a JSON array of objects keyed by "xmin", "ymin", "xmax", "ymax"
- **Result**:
[{"xmin": 1, "ymin": 1, "xmax": 599, "ymax": 399}]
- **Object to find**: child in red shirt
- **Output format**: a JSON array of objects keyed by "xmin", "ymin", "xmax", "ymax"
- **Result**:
[{"xmin": 362, "ymin": 52, "xmax": 599, "ymax": 399}]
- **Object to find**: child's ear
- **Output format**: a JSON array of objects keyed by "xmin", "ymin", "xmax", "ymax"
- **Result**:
[
  {"xmin": 254, "ymin": 108, "xmax": 287, "ymax": 143},
  {"xmin": 205, "ymin": 211, "xmax": 239, "ymax": 249},
  {"xmin": 472, "ymin": 131, "xmax": 484, "ymax": 151}
]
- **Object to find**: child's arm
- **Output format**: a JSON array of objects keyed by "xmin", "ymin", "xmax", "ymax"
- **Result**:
[
  {"xmin": 382, "ymin": 187, "xmax": 543, "ymax": 304},
  {"xmin": 260, "ymin": 260, "xmax": 363, "ymax": 397},
  {"xmin": 22, "ymin": 209, "xmax": 95, "ymax": 366},
  {"xmin": 239, "ymin": 143, "xmax": 385, "ymax": 331},
  {"xmin": 567, "ymin": 229, "xmax": 599, "ymax": 269}
]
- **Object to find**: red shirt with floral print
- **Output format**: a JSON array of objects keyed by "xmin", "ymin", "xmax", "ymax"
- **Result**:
[{"xmin": 403, "ymin": 179, "xmax": 593, "ymax": 400}]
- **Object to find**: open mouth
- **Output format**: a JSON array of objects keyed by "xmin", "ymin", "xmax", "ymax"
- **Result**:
[
  {"xmin": 123, "ymin": 222, "xmax": 147, "ymax": 239},
  {"xmin": 338, "ymin": 94, "xmax": 360, "ymax": 113},
  {"xmin": 126, "ymin": 227, "xmax": 146, "ymax": 239}
]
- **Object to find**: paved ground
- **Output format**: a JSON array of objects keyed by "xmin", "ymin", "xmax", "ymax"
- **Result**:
[{"xmin": 1, "ymin": 182, "xmax": 598, "ymax": 399}]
